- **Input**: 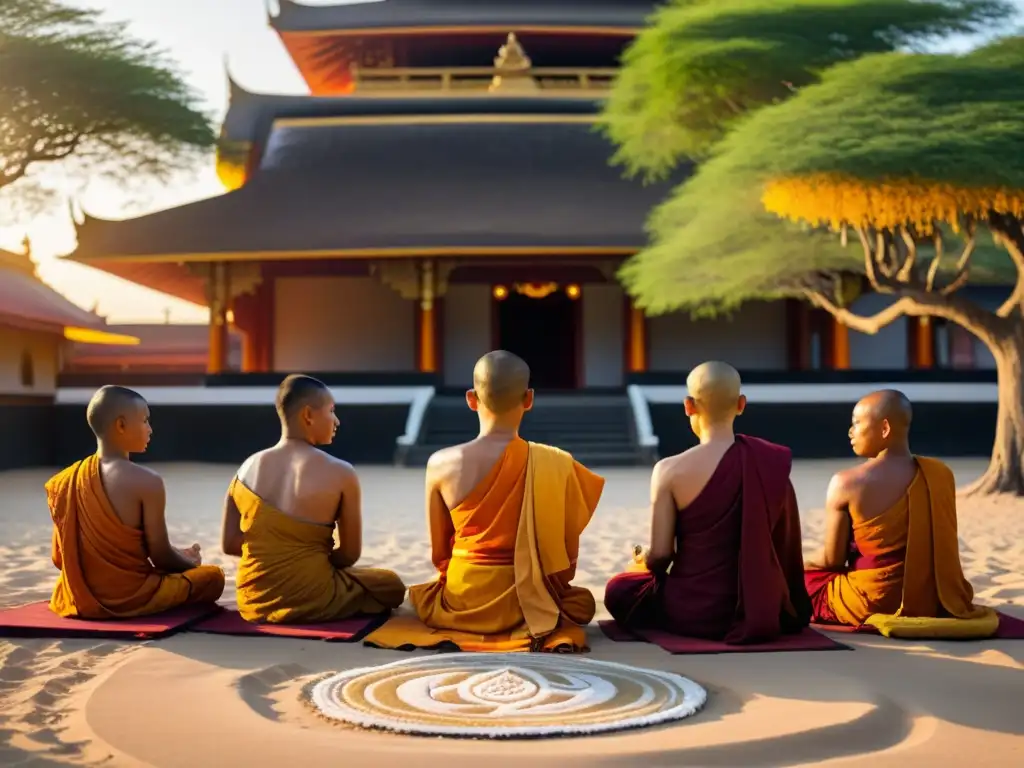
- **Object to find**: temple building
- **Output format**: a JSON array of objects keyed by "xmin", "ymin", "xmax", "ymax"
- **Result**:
[
  {"xmin": 64, "ymin": 0, "xmax": 997, "ymax": 385},
  {"xmin": 0, "ymin": 239, "xmax": 137, "ymax": 469},
  {"xmin": 52, "ymin": 0, "xmax": 1000, "ymax": 466}
]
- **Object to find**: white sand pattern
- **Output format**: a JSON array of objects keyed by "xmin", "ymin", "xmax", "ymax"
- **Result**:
[{"xmin": 308, "ymin": 653, "xmax": 707, "ymax": 737}]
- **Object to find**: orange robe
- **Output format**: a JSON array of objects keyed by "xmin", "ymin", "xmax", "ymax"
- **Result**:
[
  {"xmin": 47, "ymin": 455, "xmax": 225, "ymax": 620},
  {"xmin": 366, "ymin": 438, "xmax": 604, "ymax": 652},
  {"xmin": 230, "ymin": 478, "xmax": 406, "ymax": 623},
  {"xmin": 806, "ymin": 457, "xmax": 992, "ymax": 632}
]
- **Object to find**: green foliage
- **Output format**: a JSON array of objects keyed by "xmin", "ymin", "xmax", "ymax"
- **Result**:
[
  {"xmin": 620, "ymin": 39, "xmax": 1024, "ymax": 315},
  {"xmin": 601, "ymin": 0, "xmax": 1013, "ymax": 180},
  {"xmin": 0, "ymin": 0, "xmax": 216, "ymax": 210}
]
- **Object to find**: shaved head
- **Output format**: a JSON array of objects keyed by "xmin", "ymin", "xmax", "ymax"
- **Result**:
[
  {"xmin": 276, "ymin": 374, "xmax": 330, "ymax": 422},
  {"xmin": 849, "ymin": 389, "xmax": 913, "ymax": 457},
  {"xmin": 86, "ymin": 386, "xmax": 146, "ymax": 437},
  {"xmin": 858, "ymin": 389, "xmax": 913, "ymax": 429},
  {"xmin": 686, "ymin": 361, "xmax": 743, "ymax": 420},
  {"xmin": 472, "ymin": 350, "xmax": 531, "ymax": 414}
]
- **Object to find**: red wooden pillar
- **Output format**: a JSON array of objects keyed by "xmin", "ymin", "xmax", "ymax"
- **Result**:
[
  {"xmin": 416, "ymin": 259, "xmax": 438, "ymax": 373},
  {"xmin": 206, "ymin": 262, "xmax": 229, "ymax": 375},
  {"xmin": 623, "ymin": 296, "xmax": 648, "ymax": 374},
  {"xmin": 908, "ymin": 317, "xmax": 935, "ymax": 369}
]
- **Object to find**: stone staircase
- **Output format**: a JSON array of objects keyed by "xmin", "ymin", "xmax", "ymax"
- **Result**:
[{"xmin": 397, "ymin": 393, "xmax": 653, "ymax": 467}]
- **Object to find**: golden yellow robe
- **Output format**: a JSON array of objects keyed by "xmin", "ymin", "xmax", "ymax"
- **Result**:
[
  {"xmin": 231, "ymin": 478, "xmax": 406, "ymax": 623},
  {"xmin": 366, "ymin": 438, "xmax": 605, "ymax": 652},
  {"xmin": 819, "ymin": 457, "xmax": 996, "ymax": 638},
  {"xmin": 48, "ymin": 455, "xmax": 225, "ymax": 620}
]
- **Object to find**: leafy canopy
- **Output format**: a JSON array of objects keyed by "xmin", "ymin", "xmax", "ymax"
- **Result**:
[
  {"xmin": 0, "ymin": 0, "xmax": 216, "ymax": 210},
  {"xmin": 619, "ymin": 39, "xmax": 1024, "ymax": 315},
  {"xmin": 601, "ymin": 0, "xmax": 1013, "ymax": 179}
]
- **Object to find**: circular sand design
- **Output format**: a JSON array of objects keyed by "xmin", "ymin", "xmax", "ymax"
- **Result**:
[{"xmin": 307, "ymin": 652, "xmax": 707, "ymax": 738}]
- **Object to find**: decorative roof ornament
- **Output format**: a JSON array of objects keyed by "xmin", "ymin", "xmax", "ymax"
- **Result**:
[
  {"xmin": 490, "ymin": 33, "xmax": 539, "ymax": 94},
  {"xmin": 0, "ymin": 235, "xmax": 37, "ymax": 277}
]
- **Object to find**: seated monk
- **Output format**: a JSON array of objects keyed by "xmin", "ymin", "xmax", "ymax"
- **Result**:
[
  {"xmin": 604, "ymin": 361, "xmax": 811, "ymax": 643},
  {"xmin": 804, "ymin": 390, "xmax": 997, "ymax": 638},
  {"xmin": 221, "ymin": 374, "xmax": 405, "ymax": 623},
  {"xmin": 366, "ymin": 351, "xmax": 605, "ymax": 652},
  {"xmin": 48, "ymin": 386, "xmax": 225, "ymax": 619}
]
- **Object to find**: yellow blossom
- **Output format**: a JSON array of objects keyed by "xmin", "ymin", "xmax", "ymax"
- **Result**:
[{"xmin": 762, "ymin": 174, "xmax": 1024, "ymax": 235}]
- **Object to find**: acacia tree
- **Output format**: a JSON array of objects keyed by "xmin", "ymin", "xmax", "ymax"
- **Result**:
[
  {"xmin": 601, "ymin": 0, "xmax": 1012, "ymax": 179},
  {"xmin": 0, "ymin": 0, "xmax": 215, "ymax": 213},
  {"xmin": 619, "ymin": 41, "xmax": 1024, "ymax": 495}
]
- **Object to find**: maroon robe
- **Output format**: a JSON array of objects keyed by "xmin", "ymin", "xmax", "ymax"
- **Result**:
[{"xmin": 604, "ymin": 435, "xmax": 811, "ymax": 643}]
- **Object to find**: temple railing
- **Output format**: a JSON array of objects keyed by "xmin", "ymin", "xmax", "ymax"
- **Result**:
[{"xmin": 350, "ymin": 66, "xmax": 617, "ymax": 94}]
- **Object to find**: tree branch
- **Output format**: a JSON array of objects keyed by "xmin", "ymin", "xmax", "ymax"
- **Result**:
[
  {"xmin": 803, "ymin": 290, "xmax": 913, "ymax": 334},
  {"xmin": 990, "ymin": 212, "xmax": 1024, "ymax": 318}
]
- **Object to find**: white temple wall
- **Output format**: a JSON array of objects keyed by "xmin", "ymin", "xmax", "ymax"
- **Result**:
[
  {"xmin": 443, "ymin": 285, "xmax": 492, "ymax": 386},
  {"xmin": 0, "ymin": 327, "xmax": 59, "ymax": 395},
  {"xmin": 647, "ymin": 301, "xmax": 788, "ymax": 372},
  {"xmin": 273, "ymin": 276, "xmax": 415, "ymax": 372},
  {"xmin": 582, "ymin": 284, "xmax": 625, "ymax": 387}
]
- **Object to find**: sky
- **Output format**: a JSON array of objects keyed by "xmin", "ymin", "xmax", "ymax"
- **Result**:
[
  {"xmin": 0, "ymin": 0, "xmax": 1020, "ymax": 324},
  {"xmin": 0, "ymin": 1, "xmax": 354, "ymax": 323}
]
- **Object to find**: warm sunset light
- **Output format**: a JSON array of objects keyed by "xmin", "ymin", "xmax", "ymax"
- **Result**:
[
  {"xmin": 62, "ymin": 326, "xmax": 140, "ymax": 346},
  {"xmin": 492, "ymin": 284, "xmax": 508, "ymax": 300}
]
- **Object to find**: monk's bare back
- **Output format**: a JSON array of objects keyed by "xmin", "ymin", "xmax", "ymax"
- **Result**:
[
  {"xmin": 98, "ymin": 458, "xmax": 162, "ymax": 530},
  {"xmin": 657, "ymin": 441, "xmax": 737, "ymax": 511},
  {"xmin": 238, "ymin": 442, "xmax": 356, "ymax": 526},
  {"xmin": 428, "ymin": 436, "xmax": 515, "ymax": 511},
  {"xmin": 832, "ymin": 455, "xmax": 919, "ymax": 526}
]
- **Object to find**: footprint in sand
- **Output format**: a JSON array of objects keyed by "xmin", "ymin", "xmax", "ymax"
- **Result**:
[{"xmin": 238, "ymin": 663, "xmax": 313, "ymax": 722}]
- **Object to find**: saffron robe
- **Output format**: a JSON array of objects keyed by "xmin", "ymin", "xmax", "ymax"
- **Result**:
[
  {"xmin": 805, "ymin": 456, "xmax": 995, "ymax": 636},
  {"xmin": 365, "ymin": 438, "xmax": 605, "ymax": 652},
  {"xmin": 47, "ymin": 455, "xmax": 225, "ymax": 619},
  {"xmin": 604, "ymin": 435, "xmax": 811, "ymax": 643},
  {"xmin": 230, "ymin": 478, "xmax": 405, "ymax": 624}
]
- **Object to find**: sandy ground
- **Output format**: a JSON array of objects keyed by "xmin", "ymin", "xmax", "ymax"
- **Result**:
[{"xmin": 1, "ymin": 459, "xmax": 1022, "ymax": 767}]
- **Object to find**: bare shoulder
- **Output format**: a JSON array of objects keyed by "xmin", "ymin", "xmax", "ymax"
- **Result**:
[
  {"xmin": 120, "ymin": 461, "xmax": 164, "ymax": 491},
  {"xmin": 652, "ymin": 452, "xmax": 687, "ymax": 485},
  {"xmin": 426, "ymin": 443, "xmax": 464, "ymax": 480},
  {"xmin": 321, "ymin": 452, "xmax": 358, "ymax": 482},
  {"xmin": 827, "ymin": 463, "xmax": 865, "ymax": 497},
  {"xmin": 236, "ymin": 450, "xmax": 267, "ymax": 482}
]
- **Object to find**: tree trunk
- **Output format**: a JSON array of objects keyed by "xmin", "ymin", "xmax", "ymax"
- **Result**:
[{"xmin": 960, "ymin": 323, "xmax": 1024, "ymax": 497}]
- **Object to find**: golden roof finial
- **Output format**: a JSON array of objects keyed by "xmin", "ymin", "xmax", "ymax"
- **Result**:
[
  {"xmin": 0, "ymin": 235, "xmax": 38, "ymax": 277},
  {"xmin": 490, "ymin": 33, "xmax": 538, "ymax": 94},
  {"xmin": 494, "ymin": 33, "xmax": 532, "ymax": 73}
]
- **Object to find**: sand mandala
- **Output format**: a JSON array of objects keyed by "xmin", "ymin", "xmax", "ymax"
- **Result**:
[{"xmin": 307, "ymin": 652, "xmax": 707, "ymax": 738}]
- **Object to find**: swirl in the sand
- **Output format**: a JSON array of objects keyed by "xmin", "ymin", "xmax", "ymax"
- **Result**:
[{"xmin": 307, "ymin": 653, "xmax": 707, "ymax": 738}]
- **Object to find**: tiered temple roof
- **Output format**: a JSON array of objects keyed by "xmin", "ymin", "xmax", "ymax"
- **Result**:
[{"xmin": 65, "ymin": 1, "xmax": 680, "ymax": 306}]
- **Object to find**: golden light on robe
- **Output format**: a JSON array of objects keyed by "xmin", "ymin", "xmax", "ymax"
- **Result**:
[
  {"xmin": 565, "ymin": 284, "xmax": 581, "ymax": 300},
  {"xmin": 493, "ymin": 284, "xmax": 509, "ymax": 300},
  {"xmin": 63, "ymin": 327, "xmax": 140, "ymax": 346}
]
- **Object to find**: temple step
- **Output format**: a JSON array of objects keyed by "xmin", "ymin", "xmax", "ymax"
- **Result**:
[{"xmin": 396, "ymin": 394, "xmax": 652, "ymax": 467}]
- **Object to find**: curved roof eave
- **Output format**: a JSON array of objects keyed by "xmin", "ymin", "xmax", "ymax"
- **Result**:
[
  {"xmin": 222, "ymin": 90, "xmax": 604, "ymax": 144},
  {"xmin": 271, "ymin": 0, "xmax": 658, "ymax": 34}
]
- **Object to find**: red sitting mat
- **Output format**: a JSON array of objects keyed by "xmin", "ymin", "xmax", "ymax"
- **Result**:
[
  {"xmin": 598, "ymin": 620, "xmax": 851, "ymax": 653},
  {"xmin": 812, "ymin": 610, "xmax": 1024, "ymax": 640},
  {"xmin": 0, "ymin": 601, "xmax": 222, "ymax": 640},
  {"xmin": 188, "ymin": 608, "xmax": 386, "ymax": 642}
]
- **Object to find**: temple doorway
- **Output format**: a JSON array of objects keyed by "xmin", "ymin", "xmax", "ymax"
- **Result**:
[{"xmin": 495, "ymin": 286, "xmax": 578, "ymax": 389}]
